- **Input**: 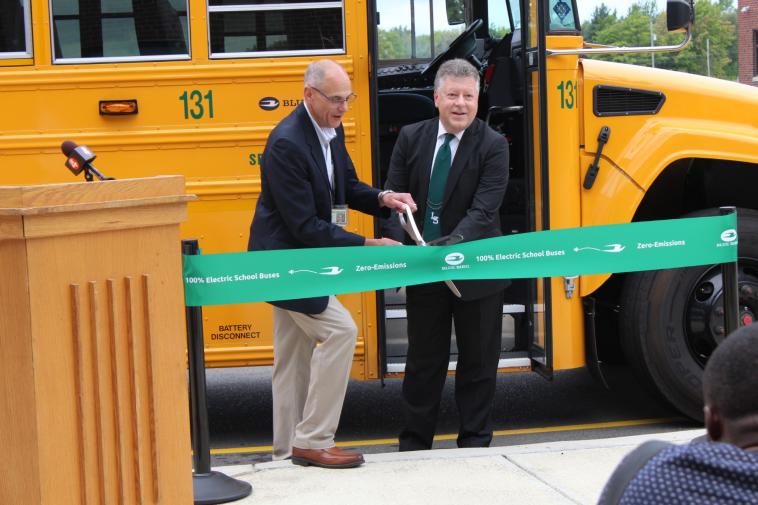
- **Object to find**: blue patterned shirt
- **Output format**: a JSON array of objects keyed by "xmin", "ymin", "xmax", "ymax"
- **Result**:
[{"xmin": 617, "ymin": 442, "xmax": 758, "ymax": 505}]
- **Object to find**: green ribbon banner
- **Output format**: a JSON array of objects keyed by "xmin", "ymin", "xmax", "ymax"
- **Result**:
[{"xmin": 182, "ymin": 214, "xmax": 738, "ymax": 307}]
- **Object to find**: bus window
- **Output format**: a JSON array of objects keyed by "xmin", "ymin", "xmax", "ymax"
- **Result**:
[
  {"xmin": 0, "ymin": 0, "xmax": 32, "ymax": 58},
  {"xmin": 207, "ymin": 0, "xmax": 344, "ymax": 58},
  {"xmin": 51, "ymin": 0, "xmax": 189, "ymax": 62},
  {"xmin": 547, "ymin": 0, "xmax": 578, "ymax": 32},
  {"xmin": 487, "ymin": 0, "xmax": 511, "ymax": 38},
  {"xmin": 509, "ymin": 0, "xmax": 521, "ymax": 30}
]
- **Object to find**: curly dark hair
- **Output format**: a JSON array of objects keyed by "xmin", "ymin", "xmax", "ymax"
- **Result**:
[{"xmin": 703, "ymin": 323, "xmax": 758, "ymax": 419}]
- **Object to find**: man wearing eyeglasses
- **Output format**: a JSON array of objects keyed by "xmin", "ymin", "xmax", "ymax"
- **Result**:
[
  {"xmin": 248, "ymin": 59, "xmax": 416, "ymax": 469},
  {"xmin": 385, "ymin": 58, "xmax": 509, "ymax": 452}
]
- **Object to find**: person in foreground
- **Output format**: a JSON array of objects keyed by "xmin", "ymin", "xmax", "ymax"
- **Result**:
[
  {"xmin": 385, "ymin": 58, "xmax": 509, "ymax": 451},
  {"xmin": 249, "ymin": 59, "xmax": 416, "ymax": 469},
  {"xmin": 598, "ymin": 323, "xmax": 758, "ymax": 504}
]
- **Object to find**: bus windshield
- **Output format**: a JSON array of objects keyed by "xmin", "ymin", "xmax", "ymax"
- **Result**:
[{"xmin": 377, "ymin": 0, "xmax": 465, "ymax": 63}]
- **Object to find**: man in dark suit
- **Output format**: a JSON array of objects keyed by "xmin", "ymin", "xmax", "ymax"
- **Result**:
[
  {"xmin": 385, "ymin": 58, "xmax": 509, "ymax": 451},
  {"xmin": 248, "ymin": 59, "xmax": 416, "ymax": 468}
]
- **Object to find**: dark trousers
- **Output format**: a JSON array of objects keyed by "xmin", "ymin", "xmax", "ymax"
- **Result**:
[{"xmin": 399, "ymin": 282, "xmax": 504, "ymax": 451}]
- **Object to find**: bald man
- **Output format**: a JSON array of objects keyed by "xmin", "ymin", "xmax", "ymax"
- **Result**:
[{"xmin": 248, "ymin": 59, "xmax": 416, "ymax": 468}]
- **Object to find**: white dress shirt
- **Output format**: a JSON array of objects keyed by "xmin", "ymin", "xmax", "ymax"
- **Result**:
[
  {"xmin": 304, "ymin": 103, "xmax": 337, "ymax": 189},
  {"xmin": 430, "ymin": 121, "xmax": 465, "ymax": 176}
]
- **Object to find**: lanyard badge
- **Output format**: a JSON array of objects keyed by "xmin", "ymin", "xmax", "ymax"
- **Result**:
[{"xmin": 331, "ymin": 204, "xmax": 348, "ymax": 227}]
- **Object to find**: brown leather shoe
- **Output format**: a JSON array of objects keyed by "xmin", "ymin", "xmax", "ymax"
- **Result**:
[{"xmin": 291, "ymin": 446, "xmax": 364, "ymax": 469}]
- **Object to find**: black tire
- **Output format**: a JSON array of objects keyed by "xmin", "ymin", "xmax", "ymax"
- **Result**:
[{"xmin": 620, "ymin": 208, "xmax": 758, "ymax": 421}]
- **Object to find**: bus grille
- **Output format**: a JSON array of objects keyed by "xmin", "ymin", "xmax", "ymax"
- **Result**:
[{"xmin": 593, "ymin": 85, "xmax": 665, "ymax": 117}]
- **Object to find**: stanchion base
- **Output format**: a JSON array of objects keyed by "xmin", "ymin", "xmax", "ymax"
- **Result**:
[{"xmin": 193, "ymin": 471, "xmax": 253, "ymax": 505}]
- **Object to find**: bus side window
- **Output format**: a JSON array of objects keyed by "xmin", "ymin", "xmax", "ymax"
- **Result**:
[
  {"xmin": 207, "ymin": 0, "xmax": 344, "ymax": 58},
  {"xmin": 51, "ymin": 0, "xmax": 189, "ymax": 62},
  {"xmin": 0, "ymin": 0, "xmax": 32, "ymax": 59}
]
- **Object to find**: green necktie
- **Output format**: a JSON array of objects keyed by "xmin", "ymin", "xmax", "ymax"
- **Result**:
[{"xmin": 423, "ymin": 133, "xmax": 454, "ymax": 242}]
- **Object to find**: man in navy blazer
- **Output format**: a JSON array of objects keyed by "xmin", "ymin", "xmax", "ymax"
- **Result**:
[
  {"xmin": 248, "ymin": 59, "xmax": 415, "ymax": 468},
  {"xmin": 385, "ymin": 59, "xmax": 509, "ymax": 451}
]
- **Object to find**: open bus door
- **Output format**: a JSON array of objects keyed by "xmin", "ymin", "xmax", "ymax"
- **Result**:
[
  {"xmin": 521, "ymin": 0, "xmax": 552, "ymax": 377},
  {"xmin": 370, "ymin": 0, "xmax": 553, "ymax": 379}
]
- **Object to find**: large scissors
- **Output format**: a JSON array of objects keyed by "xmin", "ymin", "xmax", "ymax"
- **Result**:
[{"xmin": 398, "ymin": 204, "xmax": 463, "ymax": 298}]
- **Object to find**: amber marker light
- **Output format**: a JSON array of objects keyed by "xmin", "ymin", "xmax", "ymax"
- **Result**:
[{"xmin": 99, "ymin": 100, "xmax": 138, "ymax": 115}]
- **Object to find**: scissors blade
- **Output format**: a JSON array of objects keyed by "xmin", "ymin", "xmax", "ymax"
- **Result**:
[
  {"xmin": 444, "ymin": 280, "xmax": 463, "ymax": 298},
  {"xmin": 398, "ymin": 205, "xmax": 462, "ymax": 298},
  {"xmin": 427, "ymin": 233, "xmax": 464, "ymax": 247}
]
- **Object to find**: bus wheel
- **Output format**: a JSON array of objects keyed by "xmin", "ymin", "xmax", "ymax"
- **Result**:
[{"xmin": 619, "ymin": 209, "xmax": 758, "ymax": 421}]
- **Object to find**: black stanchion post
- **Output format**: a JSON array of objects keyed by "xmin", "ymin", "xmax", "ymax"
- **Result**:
[
  {"xmin": 182, "ymin": 239, "xmax": 252, "ymax": 505},
  {"xmin": 719, "ymin": 207, "xmax": 740, "ymax": 338}
]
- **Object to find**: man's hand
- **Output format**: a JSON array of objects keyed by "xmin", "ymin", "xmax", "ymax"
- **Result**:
[
  {"xmin": 365, "ymin": 237, "xmax": 403, "ymax": 246},
  {"xmin": 380, "ymin": 191, "xmax": 417, "ymax": 213}
]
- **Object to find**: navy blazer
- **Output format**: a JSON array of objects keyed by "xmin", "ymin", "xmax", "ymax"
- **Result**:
[
  {"xmin": 385, "ymin": 117, "xmax": 510, "ymax": 300},
  {"xmin": 249, "ymin": 103, "xmax": 387, "ymax": 313}
]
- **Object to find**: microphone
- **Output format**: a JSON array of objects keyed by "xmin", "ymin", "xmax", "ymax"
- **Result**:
[{"xmin": 61, "ymin": 140, "xmax": 114, "ymax": 181}]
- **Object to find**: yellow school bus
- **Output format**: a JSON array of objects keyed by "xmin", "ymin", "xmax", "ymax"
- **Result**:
[{"xmin": 1, "ymin": 0, "xmax": 757, "ymax": 421}]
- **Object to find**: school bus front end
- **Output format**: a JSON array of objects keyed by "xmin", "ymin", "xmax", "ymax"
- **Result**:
[
  {"xmin": 534, "ymin": 1, "xmax": 758, "ymax": 421},
  {"xmin": 464, "ymin": 0, "xmax": 758, "ymax": 419},
  {"xmin": 574, "ymin": 56, "xmax": 758, "ymax": 420}
]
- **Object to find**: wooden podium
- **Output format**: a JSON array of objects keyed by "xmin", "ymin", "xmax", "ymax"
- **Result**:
[{"xmin": 0, "ymin": 176, "xmax": 194, "ymax": 505}]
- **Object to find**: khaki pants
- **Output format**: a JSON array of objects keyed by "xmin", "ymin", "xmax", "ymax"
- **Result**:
[{"xmin": 271, "ymin": 296, "xmax": 357, "ymax": 460}]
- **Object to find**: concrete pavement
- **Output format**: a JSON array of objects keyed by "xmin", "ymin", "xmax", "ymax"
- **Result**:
[{"xmin": 212, "ymin": 429, "xmax": 704, "ymax": 505}]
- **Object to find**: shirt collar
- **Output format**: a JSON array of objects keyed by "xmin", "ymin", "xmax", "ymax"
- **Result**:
[
  {"xmin": 437, "ymin": 121, "xmax": 465, "ymax": 142},
  {"xmin": 304, "ymin": 102, "xmax": 337, "ymax": 147}
]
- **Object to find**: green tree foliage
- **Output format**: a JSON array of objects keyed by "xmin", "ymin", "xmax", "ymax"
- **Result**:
[
  {"xmin": 489, "ymin": 24, "xmax": 510, "ymax": 39},
  {"xmin": 592, "ymin": 4, "xmax": 657, "ymax": 66},
  {"xmin": 379, "ymin": 27, "xmax": 412, "ymax": 60},
  {"xmin": 582, "ymin": 0, "xmax": 737, "ymax": 81},
  {"xmin": 581, "ymin": 4, "xmax": 617, "ymax": 41},
  {"xmin": 378, "ymin": 27, "xmax": 464, "ymax": 60}
]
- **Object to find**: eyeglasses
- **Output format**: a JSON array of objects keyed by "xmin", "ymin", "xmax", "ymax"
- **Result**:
[{"xmin": 310, "ymin": 86, "xmax": 357, "ymax": 105}]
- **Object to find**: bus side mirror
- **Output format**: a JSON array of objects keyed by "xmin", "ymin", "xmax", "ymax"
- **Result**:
[
  {"xmin": 667, "ymin": 0, "xmax": 694, "ymax": 32},
  {"xmin": 446, "ymin": 0, "xmax": 465, "ymax": 25}
]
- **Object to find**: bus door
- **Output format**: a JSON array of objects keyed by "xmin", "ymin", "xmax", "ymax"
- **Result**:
[
  {"xmin": 372, "ymin": 0, "xmax": 467, "ymax": 377},
  {"xmin": 371, "ymin": 0, "xmax": 551, "ymax": 378},
  {"xmin": 520, "ymin": 0, "xmax": 552, "ymax": 376}
]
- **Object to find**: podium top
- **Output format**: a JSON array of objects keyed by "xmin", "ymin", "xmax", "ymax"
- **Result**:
[
  {"xmin": 0, "ymin": 176, "xmax": 193, "ymax": 215},
  {"xmin": 0, "ymin": 176, "xmax": 196, "ymax": 240}
]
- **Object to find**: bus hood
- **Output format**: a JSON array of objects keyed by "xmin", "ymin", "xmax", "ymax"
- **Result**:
[
  {"xmin": 581, "ymin": 58, "xmax": 758, "ymax": 132},
  {"xmin": 580, "ymin": 58, "xmax": 758, "ymax": 188},
  {"xmin": 578, "ymin": 59, "xmax": 758, "ymax": 296}
]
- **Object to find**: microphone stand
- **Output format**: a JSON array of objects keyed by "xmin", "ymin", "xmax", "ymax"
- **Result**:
[{"xmin": 84, "ymin": 164, "xmax": 114, "ymax": 181}]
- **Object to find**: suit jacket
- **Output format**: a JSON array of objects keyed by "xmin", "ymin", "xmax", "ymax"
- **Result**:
[
  {"xmin": 248, "ymin": 103, "xmax": 388, "ymax": 313},
  {"xmin": 385, "ymin": 117, "xmax": 510, "ymax": 301}
]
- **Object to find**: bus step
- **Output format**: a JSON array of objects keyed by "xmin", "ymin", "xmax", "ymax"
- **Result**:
[
  {"xmin": 386, "ymin": 356, "xmax": 531, "ymax": 374},
  {"xmin": 386, "ymin": 304, "xmax": 526, "ymax": 320}
]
